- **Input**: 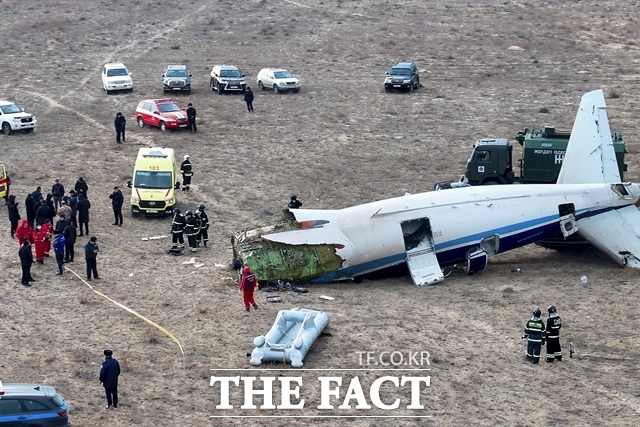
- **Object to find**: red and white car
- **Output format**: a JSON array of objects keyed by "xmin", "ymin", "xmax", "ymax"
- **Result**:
[{"xmin": 134, "ymin": 99, "xmax": 189, "ymax": 132}]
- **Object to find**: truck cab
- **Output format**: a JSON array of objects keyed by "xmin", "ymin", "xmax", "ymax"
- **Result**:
[
  {"xmin": 127, "ymin": 147, "xmax": 180, "ymax": 217},
  {"xmin": 464, "ymin": 139, "xmax": 515, "ymax": 185}
]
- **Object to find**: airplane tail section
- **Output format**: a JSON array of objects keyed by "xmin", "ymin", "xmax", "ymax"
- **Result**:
[{"xmin": 557, "ymin": 89, "xmax": 621, "ymax": 184}]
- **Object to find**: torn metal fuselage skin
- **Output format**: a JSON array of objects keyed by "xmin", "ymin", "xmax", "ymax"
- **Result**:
[{"xmin": 232, "ymin": 217, "xmax": 345, "ymax": 283}]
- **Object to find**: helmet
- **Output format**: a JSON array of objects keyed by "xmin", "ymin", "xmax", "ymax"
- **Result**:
[
  {"xmin": 290, "ymin": 195, "xmax": 297, "ymax": 200},
  {"xmin": 185, "ymin": 210, "xmax": 192, "ymax": 216},
  {"xmin": 184, "ymin": 155, "xmax": 190, "ymax": 160},
  {"xmin": 533, "ymin": 308, "xmax": 541, "ymax": 317},
  {"xmin": 198, "ymin": 204, "xmax": 205, "ymax": 210},
  {"xmin": 548, "ymin": 305, "xmax": 557, "ymax": 314},
  {"xmin": 173, "ymin": 208, "xmax": 181, "ymax": 214}
]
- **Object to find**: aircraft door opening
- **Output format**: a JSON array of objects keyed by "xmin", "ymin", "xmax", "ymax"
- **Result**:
[
  {"xmin": 558, "ymin": 203, "xmax": 578, "ymax": 238},
  {"xmin": 401, "ymin": 218, "xmax": 444, "ymax": 286}
]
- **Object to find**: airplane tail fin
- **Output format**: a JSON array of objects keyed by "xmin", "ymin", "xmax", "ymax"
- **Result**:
[{"xmin": 557, "ymin": 89, "xmax": 621, "ymax": 184}]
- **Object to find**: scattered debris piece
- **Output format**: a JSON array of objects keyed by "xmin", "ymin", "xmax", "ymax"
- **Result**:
[
  {"xmin": 194, "ymin": 263, "xmax": 204, "ymax": 268},
  {"xmin": 508, "ymin": 45, "xmax": 525, "ymax": 51},
  {"xmin": 183, "ymin": 257, "xmax": 196, "ymax": 265},
  {"xmin": 319, "ymin": 295, "xmax": 334, "ymax": 301},
  {"xmin": 580, "ymin": 275, "xmax": 588, "ymax": 284},
  {"xmin": 128, "ymin": 273, "xmax": 134, "ymax": 277},
  {"xmin": 570, "ymin": 342, "xmax": 576, "ymax": 358},
  {"xmin": 266, "ymin": 295, "xmax": 283, "ymax": 303},
  {"xmin": 511, "ymin": 268, "xmax": 521, "ymax": 273},
  {"xmin": 214, "ymin": 263, "xmax": 225, "ymax": 268},
  {"xmin": 292, "ymin": 287, "xmax": 308, "ymax": 293},
  {"xmin": 142, "ymin": 235, "xmax": 168, "ymax": 241}
]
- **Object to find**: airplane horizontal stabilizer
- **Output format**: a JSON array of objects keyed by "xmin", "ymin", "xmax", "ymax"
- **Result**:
[
  {"xmin": 557, "ymin": 89, "xmax": 621, "ymax": 185},
  {"xmin": 576, "ymin": 205, "xmax": 640, "ymax": 268}
]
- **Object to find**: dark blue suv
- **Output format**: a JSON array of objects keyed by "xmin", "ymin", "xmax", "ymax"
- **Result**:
[{"xmin": 0, "ymin": 381, "xmax": 70, "ymax": 426}]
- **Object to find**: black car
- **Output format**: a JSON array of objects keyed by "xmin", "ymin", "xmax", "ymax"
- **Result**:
[
  {"xmin": 384, "ymin": 62, "xmax": 419, "ymax": 92},
  {"xmin": 0, "ymin": 381, "xmax": 70, "ymax": 426}
]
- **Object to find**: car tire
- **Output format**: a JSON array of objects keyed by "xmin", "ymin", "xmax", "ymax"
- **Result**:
[
  {"xmin": 293, "ymin": 88, "xmax": 300, "ymax": 93},
  {"xmin": 217, "ymin": 83, "xmax": 223, "ymax": 95},
  {"xmin": 273, "ymin": 85, "xmax": 279, "ymax": 94},
  {"xmin": 24, "ymin": 128, "xmax": 34, "ymax": 133},
  {"xmin": 384, "ymin": 86, "xmax": 390, "ymax": 93},
  {"xmin": 137, "ymin": 117, "xmax": 144, "ymax": 128},
  {"xmin": 160, "ymin": 121, "xmax": 167, "ymax": 132},
  {"xmin": 210, "ymin": 79, "xmax": 215, "ymax": 91},
  {"xmin": 409, "ymin": 83, "xmax": 414, "ymax": 93},
  {"xmin": 1, "ymin": 122, "xmax": 12, "ymax": 135},
  {"xmin": 258, "ymin": 81, "xmax": 264, "ymax": 91},
  {"xmin": 131, "ymin": 207, "xmax": 139, "ymax": 218}
]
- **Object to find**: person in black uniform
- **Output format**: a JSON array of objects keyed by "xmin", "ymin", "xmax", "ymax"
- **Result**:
[
  {"xmin": 244, "ymin": 87, "xmax": 254, "ymax": 112},
  {"xmin": 288, "ymin": 195, "xmax": 302, "ymax": 209},
  {"xmin": 75, "ymin": 177, "xmax": 89, "ymax": 198},
  {"xmin": 184, "ymin": 210, "xmax": 199, "ymax": 252},
  {"xmin": 186, "ymin": 103, "xmax": 197, "ymax": 133},
  {"xmin": 523, "ymin": 308, "xmax": 545, "ymax": 364},
  {"xmin": 25, "ymin": 193, "xmax": 36, "ymax": 228},
  {"xmin": 35, "ymin": 198, "xmax": 53, "ymax": 226},
  {"xmin": 51, "ymin": 179, "xmax": 65, "ymax": 213},
  {"xmin": 63, "ymin": 220, "xmax": 77, "ymax": 263},
  {"xmin": 19, "ymin": 239, "xmax": 35, "ymax": 286},
  {"xmin": 114, "ymin": 112, "xmax": 126, "ymax": 143},
  {"xmin": 7, "ymin": 195, "xmax": 20, "ymax": 238},
  {"xmin": 77, "ymin": 193, "xmax": 91, "ymax": 236},
  {"xmin": 171, "ymin": 208, "xmax": 186, "ymax": 250},
  {"xmin": 109, "ymin": 186, "xmax": 124, "ymax": 226},
  {"xmin": 545, "ymin": 305, "xmax": 562, "ymax": 362},
  {"xmin": 195, "ymin": 204, "xmax": 209, "ymax": 247},
  {"xmin": 180, "ymin": 155, "xmax": 193, "ymax": 192},
  {"xmin": 84, "ymin": 236, "xmax": 100, "ymax": 281},
  {"xmin": 99, "ymin": 349, "xmax": 121, "ymax": 409}
]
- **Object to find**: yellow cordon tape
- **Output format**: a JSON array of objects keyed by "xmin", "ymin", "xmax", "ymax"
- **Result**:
[{"xmin": 64, "ymin": 266, "xmax": 185, "ymax": 371}]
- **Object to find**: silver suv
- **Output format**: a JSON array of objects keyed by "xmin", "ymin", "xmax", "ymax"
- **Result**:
[
  {"xmin": 162, "ymin": 65, "xmax": 192, "ymax": 93},
  {"xmin": 210, "ymin": 65, "xmax": 246, "ymax": 94},
  {"xmin": 0, "ymin": 100, "xmax": 37, "ymax": 135}
]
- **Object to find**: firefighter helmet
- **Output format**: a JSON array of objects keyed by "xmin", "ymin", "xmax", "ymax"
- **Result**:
[
  {"xmin": 548, "ymin": 305, "xmax": 557, "ymax": 314},
  {"xmin": 173, "ymin": 208, "xmax": 181, "ymax": 214},
  {"xmin": 198, "ymin": 204, "xmax": 205, "ymax": 210},
  {"xmin": 533, "ymin": 308, "xmax": 541, "ymax": 317},
  {"xmin": 185, "ymin": 210, "xmax": 192, "ymax": 216}
]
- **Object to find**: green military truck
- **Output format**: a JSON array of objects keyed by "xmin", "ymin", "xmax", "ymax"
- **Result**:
[{"xmin": 460, "ymin": 126, "xmax": 627, "ymax": 186}]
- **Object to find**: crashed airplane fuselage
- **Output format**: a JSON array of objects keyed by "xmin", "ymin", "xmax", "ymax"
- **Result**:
[{"xmin": 232, "ymin": 90, "xmax": 640, "ymax": 285}]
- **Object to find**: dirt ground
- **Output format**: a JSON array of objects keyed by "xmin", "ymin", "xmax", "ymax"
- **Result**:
[{"xmin": 2, "ymin": 0, "xmax": 640, "ymax": 425}]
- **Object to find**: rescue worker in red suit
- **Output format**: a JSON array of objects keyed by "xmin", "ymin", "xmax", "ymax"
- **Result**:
[
  {"xmin": 239, "ymin": 266, "xmax": 259, "ymax": 312},
  {"xmin": 16, "ymin": 219, "xmax": 34, "ymax": 247},
  {"xmin": 42, "ymin": 219, "xmax": 53, "ymax": 257},
  {"xmin": 33, "ymin": 224, "xmax": 47, "ymax": 264}
]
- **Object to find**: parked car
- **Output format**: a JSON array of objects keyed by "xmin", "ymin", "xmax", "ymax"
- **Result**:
[
  {"xmin": 256, "ymin": 68, "xmax": 301, "ymax": 93},
  {"xmin": 135, "ymin": 99, "xmax": 188, "ymax": 132},
  {"xmin": 0, "ymin": 100, "xmax": 37, "ymax": 135},
  {"xmin": 384, "ymin": 62, "xmax": 419, "ymax": 92},
  {"xmin": 0, "ymin": 380, "xmax": 70, "ymax": 426},
  {"xmin": 210, "ymin": 65, "xmax": 246, "ymax": 94},
  {"xmin": 102, "ymin": 63, "xmax": 133, "ymax": 94},
  {"xmin": 162, "ymin": 65, "xmax": 192, "ymax": 93}
]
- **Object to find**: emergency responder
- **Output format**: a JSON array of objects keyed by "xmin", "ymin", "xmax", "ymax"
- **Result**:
[
  {"xmin": 195, "ymin": 204, "xmax": 209, "ymax": 247},
  {"xmin": 184, "ymin": 210, "xmax": 199, "ymax": 252},
  {"xmin": 523, "ymin": 308, "xmax": 545, "ymax": 364},
  {"xmin": 186, "ymin": 103, "xmax": 197, "ymax": 133},
  {"xmin": 170, "ymin": 208, "xmax": 186, "ymax": 250},
  {"xmin": 546, "ymin": 305, "xmax": 562, "ymax": 362},
  {"xmin": 180, "ymin": 155, "xmax": 193, "ymax": 191},
  {"xmin": 114, "ymin": 112, "xmax": 126, "ymax": 143},
  {"xmin": 288, "ymin": 195, "xmax": 302, "ymax": 209}
]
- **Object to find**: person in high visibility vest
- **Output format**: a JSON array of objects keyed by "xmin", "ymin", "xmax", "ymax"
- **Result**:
[
  {"xmin": 523, "ymin": 308, "xmax": 545, "ymax": 364},
  {"xmin": 545, "ymin": 305, "xmax": 563, "ymax": 362}
]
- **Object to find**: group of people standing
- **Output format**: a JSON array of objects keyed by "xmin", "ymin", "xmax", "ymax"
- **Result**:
[
  {"xmin": 170, "ymin": 204, "xmax": 209, "ymax": 253},
  {"xmin": 523, "ymin": 305, "xmax": 563, "ymax": 364},
  {"xmin": 7, "ymin": 177, "xmax": 97, "ymax": 286}
]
